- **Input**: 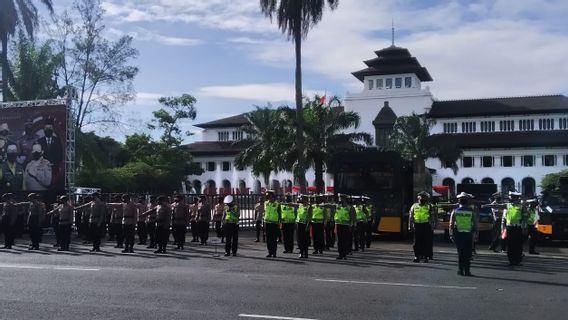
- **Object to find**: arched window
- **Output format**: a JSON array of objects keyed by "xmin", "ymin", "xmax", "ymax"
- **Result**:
[
  {"xmin": 481, "ymin": 177, "xmax": 494, "ymax": 184},
  {"xmin": 462, "ymin": 177, "xmax": 474, "ymax": 184},
  {"xmin": 253, "ymin": 180, "xmax": 262, "ymax": 194},
  {"xmin": 271, "ymin": 180, "xmax": 281, "ymax": 194},
  {"xmin": 221, "ymin": 180, "xmax": 231, "ymax": 195},
  {"xmin": 501, "ymin": 178, "xmax": 515, "ymax": 196},
  {"xmin": 192, "ymin": 180, "xmax": 202, "ymax": 194},
  {"xmin": 522, "ymin": 177, "xmax": 536, "ymax": 197},
  {"xmin": 238, "ymin": 180, "xmax": 247, "ymax": 194},
  {"xmin": 205, "ymin": 180, "xmax": 216, "ymax": 195},
  {"xmin": 442, "ymin": 178, "xmax": 455, "ymax": 196}
]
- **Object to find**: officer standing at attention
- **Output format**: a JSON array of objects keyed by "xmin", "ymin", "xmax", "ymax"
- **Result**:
[
  {"xmin": 146, "ymin": 196, "xmax": 158, "ymax": 249},
  {"xmin": 254, "ymin": 196, "xmax": 265, "ymax": 243},
  {"xmin": 502, "ymin": 191, "xmax": 526, "ymax": 266},
  {"xmin": 25, "ymin": 193, "xmax": 46, "ymax": 250},
  {"xmin": 197, "ymin": 195, "xmax": 211, "ymax": 246},
  {"xmin": 353, "ymin": 196, "xmax": 368, "ymax": 252},
  {"xmin": 324, "ymin": 194, "xmax": 336, "ymax": 250},
  {"xmin": 121, "ymin": 194, "xmax": 138, "ymax": 253},
  {"xmin": 334, "ymin": 194, "xmax": 354, "ymax": 260},
  {"xmin": 311, "ymin": 195, "xmax": 326, "ymax": 255},
  {"xmin": 155, "ymin": 196, "xmax": 172, "ymax": 254},
  {"xmin": 136, "ymin": 196, "xmax": 148, "ymax": 245},
  {"xmin": 222, "ymin": 195, "xmax": 240, "ymax": 257},
  {"xmin": 264, "ymin": 190, "xmax": 281, "ymax": 258},
  {"xmin": 80, "ymin": 196, "xmax": 92, "ymax": 244},
  {"xmin": 486, "ymin": 192, "xmax": 506, "ymax": 253},
  {"xmin": 450, "ymin": 192, "xmax": 478, "ymax": 276},
  {"xmin": 1, "ymin": 193, "xmax": 18, "ymax": 249},
  {"xmin": 108, "ymin": 196, "xmax": 124, "ymax": 249},
  {"xmin": 89, "ymin": 193, "xmax": 106, "ymax": 252},
  {"xmin": 281, "ymin": 194, "xmax": 297, "ymax": 254},
  {"xmin": 526, "ymin": 199, "xmax": 540, "ymax": 255},
  {"xmin": 409, "ymin": 191, "xmax": 433, "ymax": 263},
  {"xmin": 363, "ymin": 196, "xmax": 374, "ymax": 249},
  {"xmin": 296, "ymin": 195, "xmax": 312, "ymax": 259},
  {"xmin": 213, "ymin": 197, "xmax": 225, "ymax": 243},
  {"xmin": 171, "ymin": 195, "xmax": 189, "ymax": 250},
  {"xmin": 54, "ymin": 196, "xmax": 74, "ymax": 252}
]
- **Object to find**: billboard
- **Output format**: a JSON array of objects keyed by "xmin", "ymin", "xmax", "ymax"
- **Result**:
[{"xmin": 0, "ymin": 104, "xmax": 67, "ymax": 195}]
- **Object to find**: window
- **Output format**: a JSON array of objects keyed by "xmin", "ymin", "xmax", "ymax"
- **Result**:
[
  {"xmin": 499, "ymin": 120, "xmax": 514, "ymax": 132},
  {"xmin": 521, "ymin": 155, "xmax": 534, "ymax": 167},
  {"xmin": 404, "ymin": 77, "xmax": 412, "ymax": 88},
  {"xmin": 232, "ymin": 131, "xmax": 244, "ymax": 141},
  {"xmin": 222, "ymin": 161, "xmax": 231, "ymax": 171},
  {"xmin": 395, "ymin": 77, "xmax": 402, "ymax": 88},
  {"xmin": 218, "ymin": 131, "xmax": 230, "ymax": 141},
  {"xmin": 480, "ymin": 121, "xmax": 495, "ymax": 132},
  {"xmin": 482, "ymin": 156, "xmax": 493, "ymax": 167},
  {"xmin": 559, "ymin": 118, "xmax": 568, "ymax": 130},
  {"xmin": 368, "ymin": 79, "xmax": 374, "ymax": 90},
  {"xmin": 385, "ymin": 78, "xmax": 393, "ymax": 89},
  {"xmin": 501, "ymin": 156, "xmax": 515, "ymax": 167},
  {"xmin": 539, "ymin": 118, "xmax": 554, "ymax": 130},
  {"xmin": 519, "ymin": 119, "xmax": 534, "ymax": 131},
  {"xmin": 442, "ymin": 160, "xmax": 456, "ymax": 169},
  {"xmin": 377, "ymin": 79, "xmax": 383, "ymax": 89},
  {"xmin": 195, "ymin": 162, "xmax": 202, "ymax": 169},
  {"xmin": 564, "ymin": 155, "xmax": 568, "ymax": 166},
  {"xmin": 461, "ymin": 121, "xmax": 476, "ymax": 133},
  {"xmin": 462, "ymin": 157, "xmax": 474, "ymax": 168},
  {"xmin": 443, "ymin": 122, "xmax": 458, "ymax": 133},
  {"xmin": 543, "ymin": 155, "xmax": 556, "ymax": 167},
  {"xmin": 207, "ymin": 162, "xmax": 216, "ymax": 171}
]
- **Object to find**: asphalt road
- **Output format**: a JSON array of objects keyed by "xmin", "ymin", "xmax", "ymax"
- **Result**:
[{"xmin": 0, "ymin": 233, "xmax": 567, "ymax": 320}]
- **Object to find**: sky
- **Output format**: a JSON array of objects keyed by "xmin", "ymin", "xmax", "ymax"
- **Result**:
[{"xmin": 47, "ymin": 0, "xmax": 568, "ymax": 142}]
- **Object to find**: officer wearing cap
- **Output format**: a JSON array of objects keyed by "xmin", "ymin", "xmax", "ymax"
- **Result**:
[
  {"xmin": 487, "ymin": 192, "xmax": 506, "ymax": 253},
  {"xmin": 108, "ymin": 195, "xmax": 125, "ymax": 249},
  {"xmin": 136, "ymin": 196, "xmax": 148, "ymax": 245},
  {"xmin": 363, "ymin": 196, "xmax": 374, "ymax": 249},
  {"xmin": 50, "ymin": 195, "xmax": 73, "ymax": 251},
  {"xmin": 526, "ymin": 199, "xmax": 540, "ymax": 255},
  {"xmin": 296, "ymin": 195, "xmax": 312, "ymax": 259},
  {"xmin": 353, "ymin": 196, "xmax": 368, "ymax": 252},
  {"xmin": 121, "ymin": 194, "xmax": 138, "ymax": 253},
  {"xmin": 324, "ymin": 194, "xmax": 336, "ymax": 250},
  {"xmin": 311, "ymin": 195, "xmax": 327, "ymax": 255},
  {"xmin": 281, "ymin": 194, "xmax": 297, "ymax": 254},
  {"xmin": 409, "ymin": 191, "xmax": 434, "ymax": 263},
  {"xmin": 1, "ymin": 193, "xmax": 18, "ymax": 249},
  {"xmin": 254, "ymin": 196, "xmax": 265, "ymax": 243},
  {"xmin": 197, "ymin": 195, "xmax": 211, "ymax": 246},
  {"xmin": 26, "ymin": 193, "xmax": 46, "ymax": 250},
  {"xmin": 264, "ymin": 190, "xmax": 280, "ymax": 258},
  {"xmin": 1, "ymin": 144, "xmax": 24, "ymax": 192},
  {"xmin": 334, "ymin": 194, "xmax": 354, "ymax": 260},
  {"xmin": 222, "ymin": 195, "xmax": 240, "ymax": 256},
  {"xmin": 146, "ymin": 195, "xmax": 158, "ymax": 249},
  {"xmin": 155, "ymin": 196, "xmax": 171, "ymax": 254},
  {"xmin": 450, "ymin": 192, "xmax": 478, "ymax": 276},
  {"xmin": 502, "ymin": 191, "xmax": 525, "ymax": 266},
  {"xmin": 172, "ymin": 195, "xmax": 189, "ymax": 250}
]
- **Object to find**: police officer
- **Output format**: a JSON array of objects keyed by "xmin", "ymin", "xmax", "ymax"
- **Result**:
[
  {"xmin": 146, "ymin": 196, "xmax": 158, "ymax": 249},
  {"xmin": 89, "ymin": 193, "xmax": 105, "ymax": 252},
  {"xmin": 254, "ymin": 196, "xmax": 265, "ymax": 242},
  {"xmin": 136, "ymin": 196, "xmax": 148, "ymax": 245},
  {"xmin": 486, "ymin": 192, "xmax": 506, "ymax": 253},
  {"xmin": 26, "ymin": 193, "xmax": 46, "ymax": 250},
  {"xmin": 502, "ymin": 191, "xmax": 525, "ymax": 266},
  {"xmin": 121, "ymin": 194, "xmax": 137, "ymax": 253},
  {"xmin": 222, "ymin": 195, "xmax": 240, "ymax": 257},
  {"xmin": 409, "ymin": 191, "xmax": 433, "ymax": 263},
  {"xmin": 1, "ymin": 193, "xmax": 18, "ymax": 249},
  {"xmin": 197, "ymin": 195, "xmax": 211, "ymax": 246},
  {"xmin": 213, "ymin": 196, "xmax": 225, "ymax": 243},
  {"xmin": 56, "ymin": 196, "xmax": 74, "ymax": 251},
  {"xmin": 296, "ymin": 195, "xmax": 312, "ymax": 259},
  {"xmin": 324, "ymin": 194, "xmax": 336, "ymax": 250},
  {"xmin": 264, "ymin": 190, "xmax": 280, "ymax": 258},
  {"xmin": 364, "ymin": 196, "xmax": 374, "ymax": 249},
  {"xmin": 311, "ymin": 195, "xmax": 326, "ymax": 255},
  {"xmin": 172, "ymin": 195, "xmax": 189, "ymax": 250},
  {"xmin": 155, "ymin": 196, "xmax": 171, "ymax": 254},
  {"xmin": 281, "ymin": 194, "xmax": 296, "ymax": 254},
  {"xmin": 526, "ymin": 199, "xmax": 540, "ymax": 255},
  {"xmin": 335, "ymin": 194, "xmax": 354, "ymax": 260},
  {"xmin": 80, "ymin": 196, "xmax": 92, "ymax": 244},
  {"xmin": 109, "ymin": 196, "xmax": 124, "ymax": 249},
  {"xmin": 189, "ymin": 197, "xmax": 199, "ymax": 243},
  {"xmin": 450, "ymin": 192, "xmax": 478, "ymax": 276},
  {"xmin": 353, "ymin": 196, "xmax": 368, "ymax": 252}
]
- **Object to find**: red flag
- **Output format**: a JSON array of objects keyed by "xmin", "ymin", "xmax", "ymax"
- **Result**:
[{"xmin": 319, "ymin": 95, "xmax": 326, "ymax": 105}]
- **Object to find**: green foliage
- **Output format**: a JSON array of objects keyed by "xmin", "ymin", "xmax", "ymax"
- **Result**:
[
  {"xmin": 77, "ymin": 131, "xmax": 131, "ymax": 174},
  {"xmin": 148, "ymin": 94, "xmax": 197, "ymax": 146},
  {"xmin": 541, "ymin": 169, "xmax": 568, "ymax": 191}
]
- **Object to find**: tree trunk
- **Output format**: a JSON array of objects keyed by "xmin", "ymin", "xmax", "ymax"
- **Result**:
[
  {"xmin": 1, "ymin": 34, "xmax": 9, "ymax": 102},
  {"xmin": 314, "ymin": 157, "xmax": 325, "ymax": 194},
  {"xmin": 294, "ymin": 20, "xmax": 307, "ymax": 194}
]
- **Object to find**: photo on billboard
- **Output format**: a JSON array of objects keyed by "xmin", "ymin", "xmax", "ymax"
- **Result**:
[{"xmin": 0, "ymin": 104, "xmax": 67, "ymax": 195}]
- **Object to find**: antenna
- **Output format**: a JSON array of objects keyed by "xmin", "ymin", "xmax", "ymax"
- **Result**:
[{"xmin": 391, "ymin": 18, "xmax": 395, "ymax": 46}]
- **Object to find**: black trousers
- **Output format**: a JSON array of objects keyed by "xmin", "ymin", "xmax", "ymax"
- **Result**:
[
  {"xmin": 413, "ymin": 223, "xmax": 432, "ymax": 259},
  {"xmin": 54, "ymin": 224, "xmax": 61, "ymax": 245},
  {"xmin": 29, "ymin": 222, "xmax": 43, "ymax": 248},
  {"xmin": 265, "ymin": 222, "xmax": 279, "ymax": 256},
  {"xmin": 90, "ymin": 223, "xmax": 102, "ymax": 250},
  {"xmin": 123, "ymin": 225, "xmax": 135, "ymax": 247},
  {"xmin": 354, "ymin": 222, "xmax": 366, "ymax": 251},
  {"xmin": 198, "ymin": 221, "xmax": 209, "ymax": 244},
  {"xmin": 490, "ymin": 218, "xmax": 505, "ymax": 251},
  {"xmin": 255, "ymin": 221, "xmax": 264, "ymax": 241},
  {"xmin": 191, "ymin": 221, "xmax": 199, "ymax": 240},
  {"xmin": 455, "ymin": 231, "xmax": 473, "ymax": 272},
  {"xmin": 528, "ymin": 225, "xmax": 539, "ymax": 252},
  {"xmin": 325, "ymin": 221, "xmax": 335, "ymax": 249},
  {"xmin": 507, "ymin": 226, "xmax": 523, "ymax": 265},
  {"xmin": 312, "ymin": 223, "xmax": 325, "ymax": 253},
  {"xmin": 297, "ymin": 223, "xmax": 309, "ymax": 256},
  {"xmin": 137, "ymin": 221, "xmax": 147, "ymax": 244},
  {"xmin": 3, "ymin": 221, "xmax": 15, "ymax": 247},
  {"xmin": 157, "ymin": 226, "xmax": 170, "ymax": 251},
  {"xmin": 282, "ymin": 222, "xmax": 295, "ymax": 252},
  {"xmin": 215, "ymin": 221, "xmax": 224, "ymax": 239},
  {"xmin": 172, "ymin": 224, "xmax": 187, "ymax": 247},
  {"xmin": 114, "ymin": 223, "xmax": 124, "ymax": 247},
  {"xmin": 365, "ymin": 221, "xmax": 373, "ymax": 248},
  {"xmin": 223, "ymin": 223, "xmax": 238, "ymax": 254},
  {"xmin": 336, "ymin": 224, "xmax": 350, "ymax": 258},
  {"xmin": 147, "ymin": 222, "xmax": 156, "ymax": 247},
  {"xmin": 59, "ymin": 224, "xmax": 72, "ymax": 250}
]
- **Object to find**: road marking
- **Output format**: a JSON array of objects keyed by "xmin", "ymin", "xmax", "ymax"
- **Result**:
[
  {"xmin": 0, "ymin": 264, "xmax": 100, "ymax": 272},
  {"xmin": 314, "ymin": 278, "xmax": 477, "ymax": 290},
  {"xmin": 238, "ymin": 314, "xmax": 319, "ymax": 320}
]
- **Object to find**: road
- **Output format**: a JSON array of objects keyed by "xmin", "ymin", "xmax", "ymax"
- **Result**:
[{"xmin": 0, "ymin": 233, "xmax": 567, "ymax": 320}]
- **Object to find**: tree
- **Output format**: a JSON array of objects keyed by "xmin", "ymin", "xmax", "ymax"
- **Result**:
[
  {"xmin": 6, "ymin": 32, "xmax": 64, "ymax": 101},
  {"xmin": 53, "ymin": 0, "xmax": 139, "ymax": 128},
  {"xmin": 541, "ymin": 169, "xmax": 568, "ymax": 191},
  {"xmin": 0, "ymin": 0, "xmax": 53, "ymax": 101},
  {"xmin": 260, "ymin": 0, "xmax": 339, "ymax": 193}
]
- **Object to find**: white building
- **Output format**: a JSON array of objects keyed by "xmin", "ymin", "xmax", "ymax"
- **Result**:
[{"xmin": 187, "ymin": 44, "xmax": 568, "ymax": 196}]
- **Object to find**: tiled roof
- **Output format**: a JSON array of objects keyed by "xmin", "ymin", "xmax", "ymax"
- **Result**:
[
  {"xmin": 429, "ymin": 95, "xmax": 568, "ymax": 118},
  {"xmin": 185, "ymin": 141, "xmax": 250, "ymax": 156},
  {"xmin": 194, "ymin": 114, "xmax": 248, "ymax": 129},
  {"xmin": 373, "ymin": 103, "xmax": 398, "ymax": 126},
  {"xmin": 428, "ymin": 130, "xmax": 568, "ymax": 149}
]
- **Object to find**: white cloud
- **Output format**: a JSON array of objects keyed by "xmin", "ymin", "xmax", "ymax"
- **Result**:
[
  {"xmin": 107, "ymin": 27, "xmax": 202, "ymax": 47},
  {"xmin": 199, "ymin": 83, "xmax": 324, "ymax": 102}
]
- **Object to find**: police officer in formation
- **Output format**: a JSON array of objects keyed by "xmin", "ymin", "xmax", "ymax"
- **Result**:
[
  {"xmin": 171, "ymin": 195, "xmax": 189, "ymax": 250},
  {"xmin": 503, "ymin": 191, "xmax": 526, "ymax": 266},
  {"xmin": 222, "ymin": 195, "xmax": 239, "ymax": 257},
  {"xmin": 296, "ymin": 195, "xmax": 312, "ymax": 259},
  {"xmin": 281, "ymin": 194, "xmax": 297, "ymax": 254},
  {"xmin": 526, "ymin": 199, "xmax": 540, "ymax": 255},
  {"xmin": 335, "ymin": 194, "xmax": 355, "ymax": 260},
  {"xmin": 263, "ymin": 190, "xmax": 280, "ymax": 258},
  {"xmin": 121, "ymin": 195, "xmax": 138, "ymax": 253},
  {"xmin": 409, "ymin": 191, "xmax": 434, "ymax": 263},
  {"xmin": 449, "ymin": 192, "xmax": 478, "ymax": 276},
  {"xmin": 488, "ymin": 192, "xmax": 506, "ymax": 253}
]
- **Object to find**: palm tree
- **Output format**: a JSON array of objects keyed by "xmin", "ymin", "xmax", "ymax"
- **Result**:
[
  {"xmin": 260, "ymin": 0, "xmax": 339, "ymax": 193},
  {"xmin": 0, "ymin": 0, "xmax": 53, "ymax": 101}
]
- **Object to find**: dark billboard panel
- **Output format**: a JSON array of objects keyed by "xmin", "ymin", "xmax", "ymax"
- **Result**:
[{"xmin": 0, "ymin": 104, "xmax": 67, "ymax": 194}]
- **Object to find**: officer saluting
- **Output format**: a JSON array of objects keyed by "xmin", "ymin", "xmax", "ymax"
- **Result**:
[
  {"xmin": 450, "ymin": 192, "xmax": 478, "ymax": 276},
  {"xmin": 409, "ymin": 191, "xmax": 434, "ymax": 263},
  {"xmin": 222, "ymin": 195, "xmax": 240, "ymax": 257}
]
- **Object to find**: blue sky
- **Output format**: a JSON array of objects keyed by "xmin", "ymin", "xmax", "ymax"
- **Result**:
[{"xmin": 48, "ymin": 0, "xmax": 568, "ymax": 142}]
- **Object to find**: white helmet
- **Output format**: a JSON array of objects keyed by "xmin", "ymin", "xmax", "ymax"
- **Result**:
[{"xmin": 223, "ymin": 195, "xmax": 234, "ymax": 204}]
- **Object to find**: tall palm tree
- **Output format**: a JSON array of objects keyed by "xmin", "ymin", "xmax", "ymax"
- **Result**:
[
  {"xmin": 0, "ymin": 0, "xmax": 53, "ymax": 101},
  {"xmin": 260, "ymin": 0, "xmax": 339, "ymax": 193}
]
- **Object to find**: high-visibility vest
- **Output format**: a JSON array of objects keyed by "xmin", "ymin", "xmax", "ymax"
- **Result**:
[
  {"xmin": 224, "ymin": 205, "xmax": 238, "ymax": 223},
  {"xmin": 454, "ymin": 207, "xmax": 473, "ymax": 232},
  {"xmin": 413, "ymin": 204, "xmax": 430, "ymax": 223},
  {"xmin": 366, "ymin": 204, "xmax": 373, "ymax": 221},
  {"xmin": 334, "ymin": 206, "xmax": 350, "ymax": 225},
  {"xmin": 355, "ymin": 205, "xmax": 366, "ymax": 222},
  {"xmin": 264, "ymin": 201, "xmax": 279, "ymax": 223},
  {"xmin": 312, "ymin": 206, "xmax": 324, "ymax": 222},
  {"xmin": 505, "ymin": 204, "xmax": 522, "ymax": 226},
  {"xmin": 281, "ymin": 205, "xmax": 295, "ymax": 223},
  {"xmin": 527, "ymin": 208, "xmax": 537, "ymax": 225},
  {"xmin": 296, "ymin": 205, "xmax": 309, "ymax": 224}
]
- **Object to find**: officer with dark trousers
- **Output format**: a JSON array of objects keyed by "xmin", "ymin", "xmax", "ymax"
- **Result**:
[
  {"xmin": 450, "ymin": 192, "xmax": 478, "ymax": 276},
  {"xmin": 121, "ymin": 195, "xmax": 137, "ymax": 253},
  {"xmin": 56, "ymin": 196, "xmax": 74, "ymax": 251},
  {"xmin": 2, "ymin": 193, "xmax": 18, "ymax": 249},
  {"xmin": 136, "ymin": 196, "xmax": 148, "ymax": 245},
  {"xmin": 89, "ymin": 193, "xmax": 105, "ymax": 252},
  {"xmin": 172, "ymin": 195, "xmax": 189, "ymax": 250},
  {"xmin": 526, "ymin": 199, "xmax": 540, "ymax": 255},
  {"xmin": 296, "ymin": 195, "xmax": 312, "ymax": 259},
  {"xmin": 146, "ymin": 196, "xmax": 158, "ymax": 249},
  {"xmin": 197, "ymin": 195, "xmax": 211, "ymax": 245},
  {"xmin": 311, "ymin": 195, "xmax": 326, "ymax": 255},
  {"xmin": 364, "ymin": 196, "xmax": 374, "ymax": 249},
  {"xmin": 281, "ymin": 195, "xmax": 297, "ymax": 254},
  {"xmin": 155, "ymin": 196, "xmax": 171, "ymax": 254},
  {"xmin": 26, "ymin": 193, "xmax": 45, "ymax": 250},
  {"xmin": 485, "ymin": 192, "xmax": 506, "ymax": 253},
  {"xmin": 409, "ymin": 191, "xmax": 433, "ymax": 263},
  {"xmin": 502, "ymin": 191, "xmax": 525, "ymax": 266},
  {"xmin": 254, "ymin": 197, "xmax": 265, "ymax": 242},
  {"xmin": 109, "ymin": 198, "xmax": 124, "ymax": 249},
  {"xmin": 324, "ymin": 195, "xmax": 336, "ymax": 250},
  {"xmin": 353, "ymin": 197, "xmax": 368, "ymax": 252},
  {"xmin": 222, "ymin": 195, "xmax": 240, "ymax": 257},
  {"xmin": 264, "ymin": 191, "xmax": 281, "ymax": 258},
  {"xmin": 335, "ymin": 194, "xmax": 354, "ymax": 260}
]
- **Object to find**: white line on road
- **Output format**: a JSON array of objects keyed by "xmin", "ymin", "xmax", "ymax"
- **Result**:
[
  {"xmin": 314, "ymin": 278, "xmax": 477, "ymax": 290},
  {"xmin": 238, "ymin": 314, "xmax": 319, "ymax": 320},
  {"xmin": 0, "ymin": 264, "xmax": 100, "ymax": 272}
]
